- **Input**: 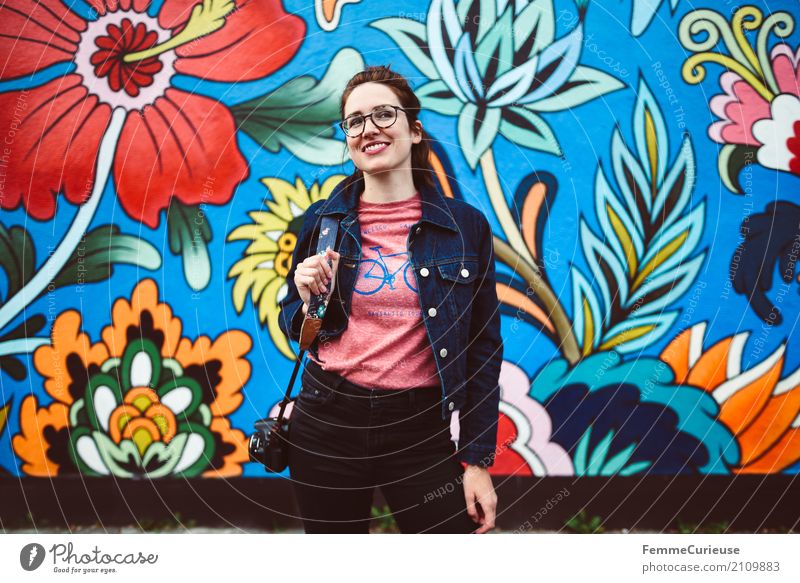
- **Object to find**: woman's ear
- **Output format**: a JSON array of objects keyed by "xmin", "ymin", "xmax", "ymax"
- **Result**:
[{"xmin": 413, "ymin": 120, "xmax": 423, "ymax": 144}]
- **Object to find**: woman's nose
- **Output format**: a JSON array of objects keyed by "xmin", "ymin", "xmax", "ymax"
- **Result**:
[{"xmin": 362, "ymin": 116, "xmax": 381, "ymax": 136}]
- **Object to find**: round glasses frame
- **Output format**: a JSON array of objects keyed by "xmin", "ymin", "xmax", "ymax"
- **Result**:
[{"xmin": 338, "ymin": 105, "xmax": 413, "ymax": 137}]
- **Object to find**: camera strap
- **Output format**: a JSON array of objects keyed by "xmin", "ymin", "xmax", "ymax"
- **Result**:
[{"xmin": 274, "ymin": 214, "xmax": 340, "ymax": 424}]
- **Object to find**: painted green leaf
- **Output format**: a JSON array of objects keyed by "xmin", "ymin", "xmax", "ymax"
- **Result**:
[
  {"xmin": 0, "ymin": 224, "xmax": 35, "ymax": 304},
  {"xmin": 513, "ymin": 0, "xmax": 556, "ymax": 58},
  {"xmin": 499, "ymin": 106, "xmax": 561, "ymax": 155},
  {"xmin": 524, "ymin": 66, "xmax": 626, "ymax": 113},
  {"xmin": 167, "ymin": 199, "xmax": 212, "ymax": 291},
  {"xmin": 474, "ymin": 5, "xmax": 514, "ymax": 78},
  {"xmin": 416, "ymin": 80, "xmax": 464, "ymax": 116},
  {"xmin": 719, "ymin": 144, "xmax": 758, "ymax": 194},
  {"xmin": 370, "ymin": 18, "xmax": 439, "ymax": 80},
  {"xmin": 51, "ymin": 224, "xmax": 161, "ymax": 290},
  {"xmin": 232, "ymin": 48, "xmax": 364, "ymax": 165},
  {"xmin": 457, "ymin": 102, "xmax": 502, "ymax": 170}
]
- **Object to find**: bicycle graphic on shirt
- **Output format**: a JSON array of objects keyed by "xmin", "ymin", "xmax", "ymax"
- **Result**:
[{"xmin": 354, "ymin": 246, "xmax": 418, "ymax": 295}]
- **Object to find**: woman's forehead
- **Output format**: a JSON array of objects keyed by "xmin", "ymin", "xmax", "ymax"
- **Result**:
[{"xmin": 344, "ymin": 83, "xmax": 400, "ymax": 116}]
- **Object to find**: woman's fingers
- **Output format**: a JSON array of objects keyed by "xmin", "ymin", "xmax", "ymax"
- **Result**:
[
  {"xmin": 296, "ymin": 272, "xmax": 324, "ymax": 296},
  {"xmin": 295, "ymin": 253, "xmax": 336, "ymax": 297},
  {"xmin": 325, "ymin": 249, "xmax": 340, "ymax": 292}
]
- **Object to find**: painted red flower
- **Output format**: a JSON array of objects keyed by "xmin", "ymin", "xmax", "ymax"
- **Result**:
[{"xmin": 0, "ymin": 0, "xmax": 305, "ymax": 228}]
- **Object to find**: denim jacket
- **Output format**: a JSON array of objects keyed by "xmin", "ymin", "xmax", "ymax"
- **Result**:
[{"xmin": 278, "ymin": 176, "xmax": 503, "ymax": 468}]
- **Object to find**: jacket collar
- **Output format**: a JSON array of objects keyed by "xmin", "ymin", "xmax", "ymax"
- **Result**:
[{"xmin": 315, "ymin": 175, "xmax": 458, "ymax": 232}]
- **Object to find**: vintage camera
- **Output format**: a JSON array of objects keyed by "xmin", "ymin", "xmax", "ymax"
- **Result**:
[{"xmin": 248, "ymin": 416, "xmax": 290, "ymax": 473}]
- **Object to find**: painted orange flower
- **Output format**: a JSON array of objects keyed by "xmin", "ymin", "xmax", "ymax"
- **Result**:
[
  {"xmin": 661, "ymin": 322, "xmax": 800, "ymax": 473},
  {"xmin": 13, "ymin": 278, "xmax": 251, "ymax": 477}
]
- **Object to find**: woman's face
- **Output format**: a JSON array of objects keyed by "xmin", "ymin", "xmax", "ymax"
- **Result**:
[{"xmin": 342, "ymin": 82, "xmax": 422, "ymax": 178}]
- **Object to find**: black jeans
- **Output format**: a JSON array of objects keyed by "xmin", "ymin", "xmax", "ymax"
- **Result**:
[{"xmin": 287, "ymin": 359, "xmax": 477, "ymax": 533}]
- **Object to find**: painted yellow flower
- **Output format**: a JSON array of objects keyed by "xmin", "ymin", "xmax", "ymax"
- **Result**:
[{"xmin": 227, "ymin": 175, "xmax": 346, "ymax": 359}]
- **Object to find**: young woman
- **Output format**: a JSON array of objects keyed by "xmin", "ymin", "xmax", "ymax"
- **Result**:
[{"xmin": 278, "ymin": 65, "xmax": 503, "ymax": 534}]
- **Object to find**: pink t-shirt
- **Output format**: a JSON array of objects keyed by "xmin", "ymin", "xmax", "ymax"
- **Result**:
[{"xmin": 309, "ymin": 191, "xmax": 440, "ymax": 389}]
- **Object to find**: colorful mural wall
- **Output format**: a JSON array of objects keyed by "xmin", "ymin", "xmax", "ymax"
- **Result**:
[{"xmin": 1, "ymin": 0, "xmax": 800, "ymax": 480}]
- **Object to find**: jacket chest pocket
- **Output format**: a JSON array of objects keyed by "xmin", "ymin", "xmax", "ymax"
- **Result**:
[{"xmin": 436, "ymin": 259, "xmax": 479, "ymax": 322}]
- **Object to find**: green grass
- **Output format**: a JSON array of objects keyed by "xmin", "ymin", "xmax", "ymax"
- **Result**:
[
  {"xmin": 565, "ymin": 510, "xmax": 605, "ymax": 533},
  {"xmin": 369, "ymin": 504, "xmax": 399, "ymax": 533}
]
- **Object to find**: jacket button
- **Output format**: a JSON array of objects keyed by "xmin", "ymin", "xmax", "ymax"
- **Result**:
[
  {"xmin": 419, "ymin": 267, "xmax": 430, "ymax": 277},
  {"xmin": 439, "ymin": 348, "xmax": 448, "ymax": 358},
  {"xmin": 448, "ymin": 402, "xmax": 455, "ymax": 411},
  {"xmin": 461, "ymin": 268, "xmax": 470, "ymax": 278},
  {"xmin": 428, "ymin": 307, "xmax": 437, "ymax": 317}
]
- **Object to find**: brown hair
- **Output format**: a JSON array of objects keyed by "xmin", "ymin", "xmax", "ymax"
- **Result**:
[{"xmin": 340, "ymin": 65, "xmax": 436, "ymax": 191}]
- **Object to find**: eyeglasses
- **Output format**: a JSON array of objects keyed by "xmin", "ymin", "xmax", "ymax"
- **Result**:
[{"xmin": 339, "ymin": 105, "xmax": 412, "ymax": 137}]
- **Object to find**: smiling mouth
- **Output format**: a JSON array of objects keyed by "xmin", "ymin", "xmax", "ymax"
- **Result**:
[{"xmin": 362, "ymin": 142, "xmax": 390, "ymax": 153}]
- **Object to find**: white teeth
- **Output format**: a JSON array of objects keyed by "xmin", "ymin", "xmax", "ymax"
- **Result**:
[{"xmin": 364, "ymin": 142, "xmax": 388, "ymax": 152}]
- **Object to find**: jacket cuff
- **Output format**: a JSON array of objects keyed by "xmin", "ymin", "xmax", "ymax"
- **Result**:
[
  {"xmin": 279, "ymin": 299, "xmax": 306, "ymax": 343},
  {"xmin": 455, "ymin": 443, "xmax": 499, "ymax": 468}
]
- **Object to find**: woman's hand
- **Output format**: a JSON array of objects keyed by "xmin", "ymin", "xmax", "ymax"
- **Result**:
[
  {"xmin": 463, "ymin": 464, "xmax": 497, "ymax": 533},
  {"xmin": 294, "ymin": 248, "xmax": 340, "ymax": 308}
]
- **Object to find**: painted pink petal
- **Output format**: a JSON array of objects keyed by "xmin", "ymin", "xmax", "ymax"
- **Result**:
[
  {"xmin": 770, "ymin": 44, "xmax": 800, "ymax": 97},
  {"xmin": 709, "ymin": 71, "xmax": 770, "ymax": 146},
  {"xmin": 488, "ymin": 360, "xmax": 574, "ymax": 476},
  {"xmin": 113, "ymin": 88, "xmax": 249, "ymax": 228}
]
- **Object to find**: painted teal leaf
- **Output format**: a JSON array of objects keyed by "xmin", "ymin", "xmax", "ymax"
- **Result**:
[
  {"xmin": 486, "ymin": 52, "xmax": 540, "ymax": 106},
  {"xmin": 456, "ymin": 0, "xmax": 496, "ymax": 44},
  {"xmin": 580, "ymin": 219, "xmax": 631, "ymax": 310},
  {"xmin": 167, "ymin": 200, "xmax": 212, "ymax": 292},
  {"xmin": 619, "ymin": 460, "xmax": 652, "ymax": 475},
  {"xmin": 517, "ymin": 25, "xmax": 583, "ymax": 105},
  {"xmin": 473, "ymin": 3, "xmax": 514, "ymax": 79},
  {"xmin": 633, "ymin": 76, "xmax": 669, "ymax": 182},
  {"xmin": 513, "ymin": 0, "xmax": 555, "ymax": 57},
  {"xmin": 416, "ymin": 80, "xmax": 464, "ymax": 116},
  {"xmin": 52, "ymin": 224, "xmax": 161, "ymax": 290},
  {"xmin": 611, "ymin": 129, "xmax": 652, "ymax": 224},
  {"xmin": 571, "ymin": 269, "xmax": 603, "ymax": 351},
  {"xmin": 595, "ymin": 167, "xmax": 645, "ymax": 271},
  {"xmin": 603, "ymin": 441, "xmax": 639, "ymax": 475},
  {"xmin": 455, "ymin": 33, "xmax": 485, "ymax": 100},
  {"xmin": 631, "ymin": 0, "xmax": 672, "ymax": 37},
  {"xmin": 427, "ymin": 0, "xmax": 468, "ymax": 102},
  {"xmin": 370, "ymin": 18, "xmax": 439, "ymax": 80},
  {"xmin": 499, "ymin": 106, "xmax": 561, "ymax": 155},
  {"xmin": 231, "ymin": 48, "xmax": 363, "ymax": 165},
  {"xmin": 587, "ymin": 429, "xmax": 615, "ymax": 475},
  {"xmin": 601, "ymin": 311, "xmax": 678, "ymax": 354},
  {"xmin": 652, "ymin": 135, "xmax": 695, "ymax": 226},
  {"xmin": 640, "ymin": 202, "xmax": 705, "ymax": 276},
  {"xmin": 628, "ymin": 253, "xmax": 706, "ymax": 316},
  {"xmin": 525, "ymin": 65, "xmax": 626, "ymax": 112},
  {"xmin": 457, "ymin": 102, "xmax": 502, "ymax": 169},
  {"xmin": 574, "ymin": 425, "xmax": 592, "ymax": 475}
]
